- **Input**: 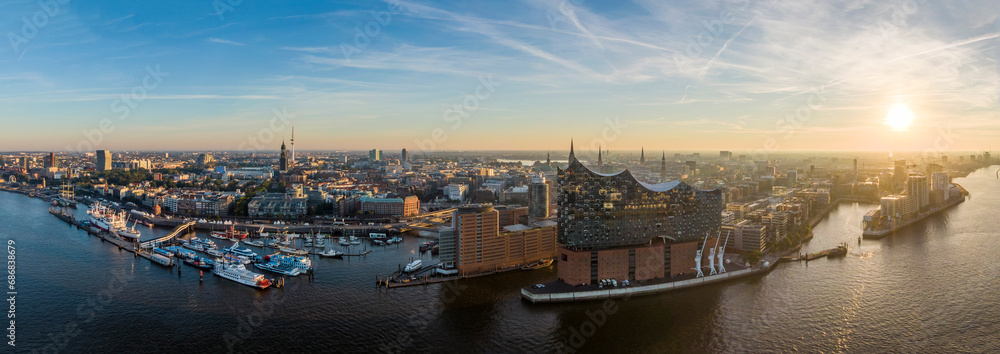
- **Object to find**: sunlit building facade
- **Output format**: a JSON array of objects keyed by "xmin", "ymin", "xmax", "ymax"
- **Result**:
[{"xmin": 556, "ymin": 142, "xmax": 722, "ymax": 285}]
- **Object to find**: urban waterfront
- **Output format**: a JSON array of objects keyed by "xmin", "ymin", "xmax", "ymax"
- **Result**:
[{"xmin": 4, "ymin": 165, "xmax": 997, "ymax": 352}]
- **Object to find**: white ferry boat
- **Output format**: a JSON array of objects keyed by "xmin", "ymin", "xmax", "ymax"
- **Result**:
[
  {"xmin": 404, "ymin": 259, "xmax": 422, "ymax": 273},
  {"xmin": 213, "ymin": 260, "xmax": 272, "ymax": 289},
  {"xmin": 223, "ymin": 242, "xmax": 259, "ymax": 261},
  {"xmin": 183, "ymin": 242, "xmax": 205, "ymax": 252},
  {"xmin": 254, "ymin": 255, "xmax": 302, "ymax": 276},
  {"xmin": 320, "ymin": 249, "xmax": 344, "ymax": 258}
]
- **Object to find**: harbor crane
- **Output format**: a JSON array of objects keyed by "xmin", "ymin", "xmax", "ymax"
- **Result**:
[
  {"xmin": 717, "ymin": 230, "xmax": 731, "ymax": 274},
  {"xmin": 693, "ymin": 231, "xmax": 709, "ymax": 278},
  {"xmin": 709, "ymin": 230, "xmax": 722, "ymax": 275}
]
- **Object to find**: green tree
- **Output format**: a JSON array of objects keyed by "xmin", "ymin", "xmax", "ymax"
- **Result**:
[{"xmin": 743, "ymin": 250, "xmax": 763, "ymax": 265}]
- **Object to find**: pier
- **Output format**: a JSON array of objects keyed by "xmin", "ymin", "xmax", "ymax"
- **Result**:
[
  {"xmin": 780, "ymin": 244, "xmax": 849, "ymax": 262},
  {"xmin": 521, "ymin": 258, "xmax": 781, "ymax": 304},
  {"xmin": 139, "ymin": 220, "xmax": 196, "ymax": 249},
  {"xmin": 48, "ymin": 208, "xmax": 175, "ymax": 267}
]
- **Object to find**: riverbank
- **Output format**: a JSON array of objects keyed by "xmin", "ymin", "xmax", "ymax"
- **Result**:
[
  {"xmin": 862, "ymin": 189, "xmax": 968, "ymax": 239},
  {"xmin": 520, "ymin": 194, "xmax": 867, "ymax": 304},
  {"xmin": 521, "ymin": 254, "xmax": 783, "ymax": 303}
]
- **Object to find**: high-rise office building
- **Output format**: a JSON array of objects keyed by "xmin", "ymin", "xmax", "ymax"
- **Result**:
[
  {"xmin": 787, "ymin": 169, "xmax": 797, "ymax": 187},
  {"xmin": 401, "ymin": 148, "xmax": 408, "ymax": 162},
  {"xmin": 44, "ymin": 152, "xmax": 57, "ymax": 168},
  {"xmin": 931, "ymin": 172, "xmax": 950, "ymax": 201},
  {"xmin": 906, "ymin": 175, "xmax": 929, "ymax": 211},
  {"xmin": 528, "ymin": 175, "xmax": 550, "ymax": 219},
  {"xmin": 96, "ymin": 150, "xmax": 112, "ymax": 171},
  {"xmin": 369, "ymin": 149, "xmax": 382, "ymax": 162}
]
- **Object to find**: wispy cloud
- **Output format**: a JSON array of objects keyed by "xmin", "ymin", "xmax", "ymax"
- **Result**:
[
  {"xmin": 207, "ymin": 37, "xmax": 246, "ymax": 46},
  {"xmin": 1, "ymin": 0, "xmax": 996, "ymax": 151}
]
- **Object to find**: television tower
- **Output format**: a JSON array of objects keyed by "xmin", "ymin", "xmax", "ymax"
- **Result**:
[{"xmin": 290, "ymin": 125, "xmax": 295, "ymax": 168}]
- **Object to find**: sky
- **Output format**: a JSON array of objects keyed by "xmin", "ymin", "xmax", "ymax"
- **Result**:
[{"xmin": 0, "ymin": 0, "xmax": 997, "ymax": 155}]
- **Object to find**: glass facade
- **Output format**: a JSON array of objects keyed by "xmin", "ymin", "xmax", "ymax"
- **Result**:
[{"xmin": 557, "ymin": 157, "xmax": 721, "ymax": 250}]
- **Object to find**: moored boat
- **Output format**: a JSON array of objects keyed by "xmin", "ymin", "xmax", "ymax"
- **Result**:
[
  {"xmin": 212, "ymin": 225, "xmax": 249, "ymax": 240},
  {"xmin": 254, "ymin": 255, "xmax": 302, "ymax": 276},
  {"xmin": 213, "ymin": 260, "xmax": 272, "ymax": 289},
  {"xmin": 184, "ymin": 256, "xmax": 215, "ymax": 270},
  {"xmin": 278, "ymin": 246, "xmax": 308, "ymax": 256},
  {"xmin": 319, "ymin": 249, "xmax": 344, "ymax": 258},
  {"xmin": 183, "ymin": 242, "xmax": 205, "ymax": 252},
  {"xmin": 223, "ymin": 241, "xmax": 259, "ymax": 261},
  {"xmin": 150, "ymin": 254, "xmax": 174, "ymax": 267},
  {"xmin": 520, "ymin": 259, "xmax": 554, "ymax": 271},
  {"xmin": 153, "ymin": 248, "xmax": 174, "ymax": 258},
  {"xmin": 404, "ymin": 259, "xmax": 422, "ymax": 273},
  {"xmin": 272, "ymin": 253, "xmax": 312, "ymax": 272},
  {"xmin": 176, "ymin": 248, "xmax": 198, "ymax": 260},
  {"xmin": 829, "ymin": 243, "xmax": 848, "ymax": 257},
  {"xmin": 243, "ymin": 239, "xmax": 264, "ymax": 247},
  {"xmin": 419, "ymin": 241, "xmax": 439, "ymax": 252}
]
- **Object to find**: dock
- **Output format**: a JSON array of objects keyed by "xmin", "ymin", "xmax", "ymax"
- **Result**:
[
  {"xmin": 139, "ymin": 220, "xmax": 197, "ymax": 249},
  {"xmin": 780, "ymin": 244, "xmax": 848, "ymax": 262},
  {"xmin": 520, "ymin": 257, "xmax": 781, "ymax": 304},
  {"xmin": 378, "ymin": 266, "xmax": 460, "ymax": 288},
  {"xmin": 49, "ymin": 208, "xmax": 188, "ymax": 267}
]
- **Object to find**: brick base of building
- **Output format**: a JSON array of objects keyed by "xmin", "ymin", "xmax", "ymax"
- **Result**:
[{"xmin": 557, "ymin": 240, "xmax": 720, "ymax": 286}]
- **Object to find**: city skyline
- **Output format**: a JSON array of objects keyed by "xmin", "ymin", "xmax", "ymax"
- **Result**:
[{"xmin": 2, "ymin": 1, "xmax": 998, "ymax": 152}]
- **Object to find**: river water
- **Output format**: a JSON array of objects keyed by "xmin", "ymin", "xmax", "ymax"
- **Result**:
[{"xmin": 4, "ymin": 166, "xmax": 998, "ymax": 353}]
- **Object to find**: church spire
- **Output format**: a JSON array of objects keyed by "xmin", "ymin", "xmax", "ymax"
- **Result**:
[
  {"xmin": 661, "ymin": 151, "xmax": 667, "ymax": 177},
  {"xmin": 640, "ymin": 147, "xmax": 645, "ymax": 164},
  {"xmin": 569, "ymin": 139, "xmax": 576, "ymax": 162}
]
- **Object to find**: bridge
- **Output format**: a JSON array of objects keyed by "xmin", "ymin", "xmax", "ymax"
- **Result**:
[{"xmin": 140, "ymin": 220, "xmax": 196, "ymax": 248}]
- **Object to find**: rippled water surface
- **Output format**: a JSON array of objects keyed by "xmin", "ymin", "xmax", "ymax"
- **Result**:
[{"xmin": 5, "ymin": 166, "xmax": 999, "ymax": 353}]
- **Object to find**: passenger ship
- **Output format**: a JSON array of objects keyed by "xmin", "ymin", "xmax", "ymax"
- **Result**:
[
  {"xmin": 87, "ymin": 202, "xmax": 141, "ymax": 239},
  {"xmin": 213, "ymin": 260, "xmax": 272, "ymax": 289}
]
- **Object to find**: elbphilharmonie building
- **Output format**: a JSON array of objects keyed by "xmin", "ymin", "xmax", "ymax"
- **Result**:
[{"xmin": 556, "ymin": 142, "xmax": 722, "ymax": 285}]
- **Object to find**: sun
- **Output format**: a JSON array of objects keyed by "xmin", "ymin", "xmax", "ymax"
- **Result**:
[{"xmin": 885, "ymin": 103, "xmax": 914, "ymax": 131}]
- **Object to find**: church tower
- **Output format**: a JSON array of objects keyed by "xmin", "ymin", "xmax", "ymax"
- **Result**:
[{"xmin": 279, "ymin": 140, "xmax": 289, "ymax": 171}]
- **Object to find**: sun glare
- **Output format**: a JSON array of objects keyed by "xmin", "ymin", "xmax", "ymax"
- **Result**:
[{"xmin": 885, "ymin": 103, "xmax": 914, "ymax": 131}]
